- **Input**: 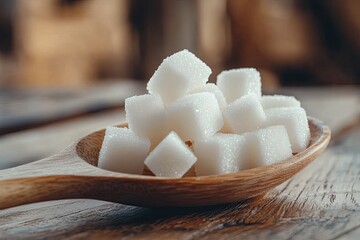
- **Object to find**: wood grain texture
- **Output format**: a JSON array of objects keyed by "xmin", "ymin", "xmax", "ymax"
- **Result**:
[
  {"xmin": 0, "ymin": 81, "xmax": 145, "ymax": 135},
  {"xmin": 0, "ymin": 118, "xmax": 330, "ymax": 209}
]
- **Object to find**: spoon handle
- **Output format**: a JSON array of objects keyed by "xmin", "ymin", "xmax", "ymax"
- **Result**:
[
  {"xmin": 0, "ymin": 171, "xmax": 92, "ymax": 210},
  {"xmin": 0, "ymin": 145, "xmax": 95, "ymax": 209}
]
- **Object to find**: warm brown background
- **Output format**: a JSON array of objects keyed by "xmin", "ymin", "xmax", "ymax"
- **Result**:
[
  {"xmin": 1, "ymin": 2, "xmax": 360, "ymax": 238},
  {"xmin": 1, "ymin": 0, "xmax": 360, "ymax": 90}
]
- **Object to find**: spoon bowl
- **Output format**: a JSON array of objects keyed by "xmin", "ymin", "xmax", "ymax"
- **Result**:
[{"xmin": 0, "ymin": 117, "xmax": 330, "ymax": 209}]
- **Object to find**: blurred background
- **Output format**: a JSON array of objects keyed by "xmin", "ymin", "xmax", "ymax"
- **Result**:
[
  {"xmin": 1, "ymin": 0, "xmax": 360, "ymax": 168},
  {"xmin": 1, "ymin": 0, "xmax": 360, "ymax": 89}
]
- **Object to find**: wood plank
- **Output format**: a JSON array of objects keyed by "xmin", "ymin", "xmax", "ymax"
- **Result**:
[
  {"xmin": 0, "ymin": 81, "xmax": 145, "ymax": 134},
  {"xmin": 0, "ymin": 110, "xmax": 125, "ymax": 169}
]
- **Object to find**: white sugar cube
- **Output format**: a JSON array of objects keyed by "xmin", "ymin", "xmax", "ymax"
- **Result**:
[
  {"xmin": 147, "ymin": 49, "xmax": 211, "ymax": 105},
  {"xmin": 98, "ymin": 127, "xmax": 150, "ymax": 174},
  {"xmin": 144, "ymin": 132, "xmax": 197, "ymax": 178},
  {"xmin": 223, "ymin": 94, "xmax": 266, "ymax": 134},
  {"xmin": 190, "ymin": 83, "xmax": 228, "ymax": 109},
  {"xmin": 167, "ymin": 92, "xmax": 224, "ymax": 141},
  {"xmin": 246, "ymin": 125, "xmax": 292, "ymax": 168},
  {"xmin": 191, "ymin": 83, "xmax": 231, "ymax": 133},
  {"xmin": 264, "ymin": 107, "xmax": 310, "ymax": 153},
  {"xmin": 217, "ymin": 68, "xmax": 261, "ymax": 103},
  {"xmin": 194, "ymin": 133, "xmax": 248, "ymax": 176},
  {"xmin": 261, "ymin": 95, "xmax": 301, "ymax": 110},
  {"xmin": 125, "ymin": 94, "xmax": 168, "ymax": 147}
]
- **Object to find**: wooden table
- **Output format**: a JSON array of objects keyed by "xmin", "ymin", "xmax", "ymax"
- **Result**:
[{"xmin": 0, "ymin": 84, "xmax": 359, "ymax": 239}]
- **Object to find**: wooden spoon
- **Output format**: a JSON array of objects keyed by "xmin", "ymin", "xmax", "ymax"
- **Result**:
[{"xmin": 0, "ymin": 117, "xmax": 330, "ymax": 209}]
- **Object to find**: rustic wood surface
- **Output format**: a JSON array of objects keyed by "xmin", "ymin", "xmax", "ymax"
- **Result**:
[
  {"xmin": 0, "ymin": 86, "xmax": 359, "ymax": 239},
  {"xmin": 0, "ymin": 81, "xmax": 145, "ymax": 134}
]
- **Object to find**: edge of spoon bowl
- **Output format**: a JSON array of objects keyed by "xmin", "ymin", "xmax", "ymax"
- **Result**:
[{"xmin": 72, "ymin": 116, "xmax": 330, "ymax": 206}]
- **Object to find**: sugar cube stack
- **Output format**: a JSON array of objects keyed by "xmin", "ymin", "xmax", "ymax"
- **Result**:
[
  {"xmin": 144, "ymin": 132, "xmax": 197, "ymax": 178},
  {"xmin": 147, "ymin": 49, "xmax": 212, "ymax": 106},
  {"xmin": 194, "ymin": 133, "xmax": 248, "ymax": 176},
  {"xmin": 98, "ymin": 127, "xmax": 150, "ymax": 175},
  {"xmin": 98, "ymin": 49, "xmax": 311, "ymax": 177}
]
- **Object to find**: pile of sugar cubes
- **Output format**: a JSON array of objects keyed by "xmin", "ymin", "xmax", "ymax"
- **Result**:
[{"xmin": 98, "ymin": 50, "xmax": 310, "ymax": 177}]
